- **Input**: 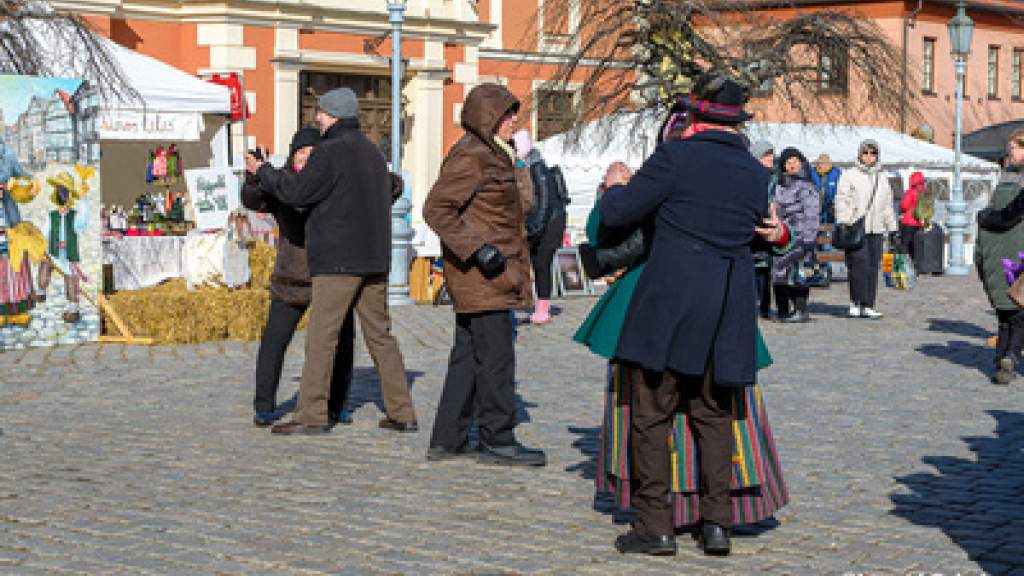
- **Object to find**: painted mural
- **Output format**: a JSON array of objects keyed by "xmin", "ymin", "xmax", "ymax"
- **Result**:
[{"xmin": 0, "ymin": 75, "xmax": 101, "ymax": 350}]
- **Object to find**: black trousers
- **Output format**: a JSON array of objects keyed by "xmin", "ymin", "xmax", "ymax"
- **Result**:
[
  {"xmin": 755, "ymin": 266, "xmax": 772, "ymax": 316},
  {"xmin": 995, "ymin": 309, "xmax": 1024, "ymax": 363},
  {"xmin": 530, "ymin": 213, "xmax": 567, "ymax": 299},
  {"xmin": 900, "ymin": 224, "xmax": 921, "ymax": 261},
  {"xmin": 253, "ymin": 299, "xmax": 355, "ymax": 415},
  {"xmin": 430, "ymin": 310, "xmax": 517, "ymax": 449},
  {"xmin": 774, "ymin": 284, "xmax": 809, "ymax": 317},
  {"xmin": 628, "ymin": 365, "xmax": 734, "ymax": 535},
  {"xmin": 845, "ymin": 233, "xmax": 884, "ymax": 308}
]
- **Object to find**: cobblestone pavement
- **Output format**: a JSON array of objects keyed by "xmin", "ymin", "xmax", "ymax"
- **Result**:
[{"xmin": 2, "ymin": 275, "xmax": 1024, "ymax": 575}]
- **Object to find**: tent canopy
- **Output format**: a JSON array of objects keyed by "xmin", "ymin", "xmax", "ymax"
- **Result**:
[
  {"xmin": 964, "ymin": 119, "xmax": 1024, "ymax": 162},
  {"xmin": 536, "ymin": 115, "xmax": 1000, "ymax": 226},
  {"xmin": 101, "ymin": 39, "xmax": 230, "ymax": 114}
]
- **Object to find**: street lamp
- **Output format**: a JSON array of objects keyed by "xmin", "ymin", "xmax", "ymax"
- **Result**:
[
  {"xmin": 387, "ymin": 0, "xmax": 414, "ymax": 304},
  {"xmin": 945, "ymin": 0, "xmax": 974, "ymax": 275}
]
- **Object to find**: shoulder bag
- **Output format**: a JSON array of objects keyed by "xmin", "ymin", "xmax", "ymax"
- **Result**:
[{"xmin": 833, "ymin": 174, "xmax": 879, "ymax": 251}]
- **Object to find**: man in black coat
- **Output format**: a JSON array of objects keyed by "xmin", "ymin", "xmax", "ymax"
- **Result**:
[
  {"xmin": 245, "ymin": 87, "xmax": 417, "ymax": 435},
  {"xmin": 601, "ymin": 77, "xmax": 783, "ymax": 557}
]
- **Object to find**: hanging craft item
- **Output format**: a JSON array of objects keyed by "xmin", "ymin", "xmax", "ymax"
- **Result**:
[{"xmin": 152, "ymin": 146, "xmax": 168, "ymax": 179}]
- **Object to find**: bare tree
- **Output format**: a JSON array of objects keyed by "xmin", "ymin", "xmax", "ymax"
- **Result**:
[
  {"xmin": 534, "ymin": 0, "xmax": 908, "ymax": 147},
  {"xmin": 0, "ymin": 0, "xmax": 138, "ymax": 103}
]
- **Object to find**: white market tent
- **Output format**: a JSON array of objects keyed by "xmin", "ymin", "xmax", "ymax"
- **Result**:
[
  {"xmin": 101, "ymin": 38, "xmax": 231, "ymax": 115},
  {"xmin": 536, "ymin": 113, "xmax": 1002, "ymax": 237}
]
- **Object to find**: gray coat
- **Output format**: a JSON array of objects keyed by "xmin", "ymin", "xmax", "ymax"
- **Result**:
[{"xmin": 771, "ymin": 170, "xmax": 820, "ymax": 284}]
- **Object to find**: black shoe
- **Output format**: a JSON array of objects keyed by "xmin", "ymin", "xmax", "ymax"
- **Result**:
[
  {"xmin": 426, "ymin": 443, "xmax": 477, "ymax": 461},
  {"xmin": 477, "ymin": 441, "xmax": 547, "ymax": 467},
  {"xmin": 253, "ymin": 411, "xmax": 276, "ymax": 427},
  {"xmin": 614, "ymin": 530, "xmax": 677, "ymax": 556},
  {"xmin": 788, "ymin": 311, "xmax": 811, "ymax": 323},
  {"xmin": 699, "ymin": 522, "xmax": 731, "ymax": 556},
  {"xmin": 378, "ymin": 417, "xmax": 418, "ymax": 433}
]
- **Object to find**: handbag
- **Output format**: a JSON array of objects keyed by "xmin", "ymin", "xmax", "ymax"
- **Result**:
[
  {"xmin": 786, "ymin": 249, "xmax": 831, "ymax": 288},
  {"xmin": 833, "ymin": 175, "xmax": 879, "ymax": 251},
  {"xmin": 1009, "ymin": 274, "xmax": 1024, "ymax": 307}
]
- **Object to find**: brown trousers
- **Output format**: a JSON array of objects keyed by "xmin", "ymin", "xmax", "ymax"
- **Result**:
[
  {"xmin": 628, "ymin": 365, "xmax": 734, "ymax": 536},
  {"xmin": 296, "ymin": 274, "xmax": 416, "ymax": 427}
]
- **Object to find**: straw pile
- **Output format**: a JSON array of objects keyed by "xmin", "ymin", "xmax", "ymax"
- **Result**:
[{"xmin": 106, "ymin": 240, "xmax": 307, "ymax": 344}]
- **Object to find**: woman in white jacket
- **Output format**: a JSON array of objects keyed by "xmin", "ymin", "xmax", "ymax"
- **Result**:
[{"xmin": 835, "ymin": 139, "xmax": 898, "ymax": 319}]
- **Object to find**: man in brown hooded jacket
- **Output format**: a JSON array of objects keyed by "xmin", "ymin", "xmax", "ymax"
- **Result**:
[{"xmin": 423, "ymin": 83, "xmax": 545, "ymax": 466}]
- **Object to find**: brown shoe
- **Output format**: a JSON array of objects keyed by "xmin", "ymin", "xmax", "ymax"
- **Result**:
[
  {"xmin": 379, "ymin": 417, "xmax": 419, "ymax": 433},
  {"xmin": 270, "ymin": 421, "xmax": 331, "ymax": 435},
  {"xmin": 63, "ymin": 311, "xmax": 81, "ymax": 323}
]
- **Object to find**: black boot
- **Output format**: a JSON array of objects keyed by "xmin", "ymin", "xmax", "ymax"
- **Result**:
[
  {"xmin": 699, "ymin": 522, "xmax": 731, "ymax": 556},
  {"xmin": 614, "ymin": 530, "xmax": 677, "ymax": 556}
]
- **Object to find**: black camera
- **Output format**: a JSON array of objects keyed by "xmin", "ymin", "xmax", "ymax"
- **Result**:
[{"xmin": 248, "ymin": 147, "xmax": 265, "ymax": 161}]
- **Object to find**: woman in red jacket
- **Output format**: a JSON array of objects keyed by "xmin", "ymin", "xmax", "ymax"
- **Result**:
[{"xmin": 899, "ymin": 171, "xmax": 925, "ymax": 261}]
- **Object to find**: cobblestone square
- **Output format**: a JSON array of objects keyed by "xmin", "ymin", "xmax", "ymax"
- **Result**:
[{"xmin": 2, "ymin": 275, "xmax": 1023, "ymax": 575}]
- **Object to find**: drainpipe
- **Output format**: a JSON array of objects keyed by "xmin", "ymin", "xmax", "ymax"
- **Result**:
[{"xmin": 901, "ymin": 0, "xmax": 924, "ymax": 134}]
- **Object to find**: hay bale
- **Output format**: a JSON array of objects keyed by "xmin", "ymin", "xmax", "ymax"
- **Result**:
[
  {"xmin": 248, "ymin": 239, "xmax": 276, "ymax": 289},
  {"xmin": 107, "ymin": 278, "xmax": 272, "ymax": 344}
]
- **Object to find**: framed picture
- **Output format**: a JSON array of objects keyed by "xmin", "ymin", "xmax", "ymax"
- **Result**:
[
  {"xmin": 185, "ymin": 167, "xmax": 240, "ymax": 230},
  {"xmin": 554, "ymin": 247, "xmax": 590, "ymax": 297}
]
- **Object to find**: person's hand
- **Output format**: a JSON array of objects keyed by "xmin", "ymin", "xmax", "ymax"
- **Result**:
[
  {"xmin": 473, "ymin": 244, "xmax": 507, "ymax": 279},
  {"xmin": 603, "ymin": 162, "xmax": 633, "ymax": 188},
  {"xmin": 245, "ymin": 147, "xmax": 267, "ymax": 174},
  {"xmin": 755, "ymin": 202, "xmax": 785, "ymax": 243}
]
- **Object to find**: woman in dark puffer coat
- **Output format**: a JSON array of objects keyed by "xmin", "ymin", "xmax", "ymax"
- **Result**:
[{"xmin": 771, "ymin": 147, "xmax": 820, "ymax": 323}]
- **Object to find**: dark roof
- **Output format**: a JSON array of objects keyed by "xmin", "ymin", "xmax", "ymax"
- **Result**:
[{"xmin": 964, "ymin": 119, "xmax": 1024, "ymax": 160}]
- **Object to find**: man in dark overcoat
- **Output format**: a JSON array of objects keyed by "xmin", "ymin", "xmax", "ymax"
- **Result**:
[{"xmin": 601, "ymin": 76, "xmax": 784, "ymax": 557}]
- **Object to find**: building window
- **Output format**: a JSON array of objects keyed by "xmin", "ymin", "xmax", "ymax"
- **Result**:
[
  {"xmin": 923, "ymin": 37, "xmax": 936, "ymax": 94},
  {"xmin": 535, "ymin": 89, "xmax": 576, "ymax": 141},
  {"xmin": 1013, "ymin": 48, "xmax": 1022, "ymax": 100},
  {"xmin": 988, "ymin": 45, "xmax": 1000, "ymax": 98},
  {"xmin": 541, "ymin": 0, "xmax": 572, "ymax": 39},
  {"xmin": 746, "ymin": 42, "xmax": 774, "ymax": 97},
  {"xmin": 818, "ymin": 45, "xmax": 848, "ymax": 94}
]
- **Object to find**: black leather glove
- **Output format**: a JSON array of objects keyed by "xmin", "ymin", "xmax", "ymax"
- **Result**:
[{"xmin": 473, "ymin": 244, "xmax": 506, "ymax": 279}]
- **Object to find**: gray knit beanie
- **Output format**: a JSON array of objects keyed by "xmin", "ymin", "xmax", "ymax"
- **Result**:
[{"xmin": 318, "ymin": 87, "xmax": 359, "ymax": 120}]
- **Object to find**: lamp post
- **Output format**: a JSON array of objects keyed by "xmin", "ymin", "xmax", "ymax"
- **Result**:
[
  {"xmin": 945, "ymin": 0, "xmax": 974, "ymax": 275},
  {"xmin": 387, "ymin": 0, "xmax": 414, "ymax": 304}
]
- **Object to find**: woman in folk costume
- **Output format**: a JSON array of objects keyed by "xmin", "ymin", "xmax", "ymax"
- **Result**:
[
  {"xmin": 574, "ymin": 93, "xmax": 789, "ymax": 557},
  {"xmin": 0, "ymin": 142, "xmax": 42, "ymax": 327}
]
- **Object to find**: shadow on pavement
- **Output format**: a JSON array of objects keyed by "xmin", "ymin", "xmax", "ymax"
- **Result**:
[
  {"xmin": 891, "ymin": 410, "xmax": 1024, "ymax": 574},
  {"xmin": 927, "ymin": 317, "xmax": 994, "ymax": 340},
  {"xmin": 807, "ymin": 302, "xmax": 854, "ymax": 318},
  {"xmin": 916, "ymin": 340, "xmax": 992, "ymax": 375},
  {"xmin": 347, "ymin": 368, "xmax": 425, "ymax": 415},
  {"xmin": 566, "ymin": 425, "xmax": 635, "ymax": 525}
]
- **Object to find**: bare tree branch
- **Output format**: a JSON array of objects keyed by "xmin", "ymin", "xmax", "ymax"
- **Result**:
[
  {"xmin": 0, "ymin": 0, "xmax": 139, "ymax": 105},
  {"xmin": 535, "ymin": 0, "xmax": 910, "ymax": 150}
]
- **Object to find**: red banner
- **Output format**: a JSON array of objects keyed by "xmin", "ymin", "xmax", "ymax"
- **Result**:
[{"xmin": 207, "ymin": 73, "xmax": 249, "ymax": 120}]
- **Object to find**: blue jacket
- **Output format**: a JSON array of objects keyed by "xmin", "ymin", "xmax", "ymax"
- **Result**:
[
  {"xmin": 810, "ymin": 166, "xmax": 841, "ymax": 224},
  {"xmin": 600, "ymin": 130, "xmax": 771, "ymax": 387},
  {"xmin": 0, "ymin": 143, "xmax": 29, "ymax": 227}
]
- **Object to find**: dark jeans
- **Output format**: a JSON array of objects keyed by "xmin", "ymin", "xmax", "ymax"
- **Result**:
[
  {"xmin": 995, "ymin": 309, "xmax": 1024, "ymax": 364},
  {"xmin": 628, "ymin": 364, "xmax": 734, "ymax": 536},
  {"xmin": 530, "ymin": 213, "xmax": 567, "ymax": 299},
  {"xmin": 755, "ymin": 265, "xmax": 772, "ymax": 317},
  {"xmin": 430, "ymin": 310, "xmax": 517, "ymax": 449},
  {"xmin": 774, "ymin": 284, "xmax": 809, "ymax": 317},
  {"xmin": 900, "ymin": 224, "xmax": 921, "ymax": 261},
  {"xmin": 253, "ymin": 299, "xmax": 354, "ymax": 415},
  {"xmin": 845, "ymin": 233, "xmax": 884, "ymax": 308}
]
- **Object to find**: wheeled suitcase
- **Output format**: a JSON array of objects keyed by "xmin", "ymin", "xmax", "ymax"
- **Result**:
[{"xmin": 913, "ymin": 225, "xmax": 945, "ymax": 274}]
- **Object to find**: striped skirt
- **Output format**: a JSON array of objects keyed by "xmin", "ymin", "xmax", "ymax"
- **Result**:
[
  {"xmin": 0, "ymin": 252, "xmax": 34, "ymax": 317},
  {"xmin": 596, "ymin": 363, "xmax": 789, "ymax": 527}
]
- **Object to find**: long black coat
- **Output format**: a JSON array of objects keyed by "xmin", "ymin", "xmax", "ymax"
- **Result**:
[
  {"xmin": 258, "ymin": 118, "xmax": 392, "ymax": 276},
  {"xmin": 600, "ymin": 130, "xmax": 771, "ymax": 387}
]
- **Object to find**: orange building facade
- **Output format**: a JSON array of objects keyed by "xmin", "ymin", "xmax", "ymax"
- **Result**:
[
  {"xmin": 745, "ymin": 0, "xmax": 1024, "ymax": 149},
  {"xmin": 58, "ymin": 0, "xmax": 590, "ymax": 220}
]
